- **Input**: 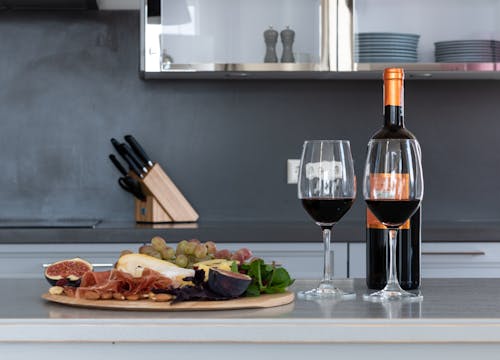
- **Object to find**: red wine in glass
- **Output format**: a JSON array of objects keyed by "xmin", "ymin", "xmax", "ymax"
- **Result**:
[
  {"xmin": 301, "ymin": 198, "xmax": 355, "ymax": 225},
  {"xmin": 365, "ymin": 199, "xmax": 420, "ymax": 228}
]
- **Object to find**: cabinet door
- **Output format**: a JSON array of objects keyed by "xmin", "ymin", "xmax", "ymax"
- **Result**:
[
  {"xmin": 0, "ymin": 242, "xmax": 347, "ymax": 280},
  {"xmin": 349, "ymin": 242, "xmax": 500, "ymax": 278},
  {"xmin": 142, "ymin": 0, "xmax": 331, "ymax": 77}
]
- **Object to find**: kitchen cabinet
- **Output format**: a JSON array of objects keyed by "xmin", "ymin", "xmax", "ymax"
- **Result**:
[
  {"xmin": 349, "ymin": 242, "xmax": 500, "ymax": 278},
  {"xmin": 142, "ymin": 0, "xmax": 500, "ymax": 79},
  {"xmin": 141, "ymin": 0, "xmax": 331, "ymax": 78},
  {"xmin": 0, "ymin": 242, "xmax": 348, "ymax": 280}
]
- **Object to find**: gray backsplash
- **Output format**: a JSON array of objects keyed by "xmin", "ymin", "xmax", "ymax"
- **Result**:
[{"xmin": 0, "ymin": 11, "xmax": 499, "ymax": 223}]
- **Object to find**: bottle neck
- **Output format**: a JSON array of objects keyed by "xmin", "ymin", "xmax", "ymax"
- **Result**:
[
  {"xmin": 383, "ymin": 77, "xmax": 405, "ymax": 130},
  {"xmin": 384, "ymin": 105, "xmax": 405, "ymax": 129}
]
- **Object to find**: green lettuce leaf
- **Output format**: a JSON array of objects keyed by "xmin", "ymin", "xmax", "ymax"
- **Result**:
[{"xmin": 241, "ymin": 259, "xmax": 294, "ymax": 297}]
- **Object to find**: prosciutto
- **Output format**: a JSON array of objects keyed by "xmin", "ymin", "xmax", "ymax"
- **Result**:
[{"xmin": 64, "ymin": 268, "xmax": 172, "ymax": 300}]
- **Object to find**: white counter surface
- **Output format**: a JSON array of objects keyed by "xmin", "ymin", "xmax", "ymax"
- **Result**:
[{"xmin": 3, "ymin": 278, "xmax": 500, "ymax": 359}]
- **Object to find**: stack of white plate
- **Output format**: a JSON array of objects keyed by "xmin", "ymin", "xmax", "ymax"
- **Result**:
[
  {"xmin": 355, "ymin": 32, "xmax": 420, "ymax": 63},
  {"xmin": 435, "ymin": 40, "xmax": 500, "ymax": 62}
]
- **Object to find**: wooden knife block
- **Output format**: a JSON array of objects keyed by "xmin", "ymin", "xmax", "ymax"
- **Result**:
[
  {"xmin": 134, "ymin": 163, "xmax": 199, "ymax": 223},
  {"xmin": 135, "ymin": 196, "xmax": 173, "ymax": 223}
]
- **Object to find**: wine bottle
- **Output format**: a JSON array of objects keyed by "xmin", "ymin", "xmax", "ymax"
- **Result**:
[{"xmin": 366, "ymin": 68, "xmax": 421, "ymax": 291}]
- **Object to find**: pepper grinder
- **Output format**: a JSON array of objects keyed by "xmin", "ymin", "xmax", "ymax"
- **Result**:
[
  {"xmin": 280, "ymin": 26, "xmax": 295, "ymax": 63},
  {"xmin": 263, "ymin": 26, "xmax": 279, "ymax": 63}
]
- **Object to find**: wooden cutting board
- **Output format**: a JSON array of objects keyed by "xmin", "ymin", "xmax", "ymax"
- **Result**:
[{"xmin": 42, "ymin": 291, "xmax": 294, "ymax": 311}]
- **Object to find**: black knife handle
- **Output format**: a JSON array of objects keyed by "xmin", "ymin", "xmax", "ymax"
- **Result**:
[
  {"xmin": 121, "ymin": 143, "xmax": 148, "ymax": 174},
  {"xmin": 111, "ymin": 138, "xmax": 123, "ymax": 155},
  {"xmin": 125, "ymin": 134, "xmax": 154, "ymax": 167},
  {"xmin": 109, "ymin": 154, "xmax": 128, "ymax": 176},
  {"xmin": 111, "ymin": 138, "xmax": 147, "ymax": 175},
  {"xmin": 122, "ymin": 151, "xmax": 144, "ymax": 178}
]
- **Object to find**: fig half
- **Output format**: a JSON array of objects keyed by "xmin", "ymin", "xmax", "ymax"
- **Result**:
[
  {"xmin": 44, "ymin": 258, "xmax": 93, "ymax": 286},
  {"xmin": 207, "ymin": 268, "xmax": 251, "ymax": 298}
]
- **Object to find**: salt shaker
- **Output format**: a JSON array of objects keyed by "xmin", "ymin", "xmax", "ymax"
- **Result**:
[
  {"xmin": 280, "ymin": 26, "xmax": 295, "ymax": 63},
  {"xmin": 263, "ymin": 26, "xmax": 279, "ymax": 63}
]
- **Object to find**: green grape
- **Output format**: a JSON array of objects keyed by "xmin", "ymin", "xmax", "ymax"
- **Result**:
[
  {"xmin": 176, "ymin": 240, "xmax": 189, "ymax": 255},
  {"xmin": 160, "ymin": 246, "xmax": 176, "ymax": 260},
  {"xmin": 194, "ymin": 244, "xmax": 208, "ymax": 259},
  {"xmin": 175, "ymin": 254, "xmax": 189, "ymax": 268},
  {"xmin": 151, "ymin": 236, "xmax": 168, "ymax": 252},
  {"xmin": 139, "ymin": 245, "xmax": 162, "ymax": 259},
  {"xmin": 146, "ymin": 249, "xmax": 161, "ymax": 259},
  {"xmin": 159, "ymin": 246, "xmax": 171, "ymax": 260},
  {"xmin": 184, "ymin": 242, "xmax": 197, "ymax": 255},
  {"xmin": 149, "ymin": 250, "xmax": 163, "ymax": 259}
]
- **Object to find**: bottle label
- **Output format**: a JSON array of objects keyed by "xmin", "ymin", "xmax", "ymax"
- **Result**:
[{"xmin": 367, "ymin": 173, "xmax": 410, "ymax": 230}]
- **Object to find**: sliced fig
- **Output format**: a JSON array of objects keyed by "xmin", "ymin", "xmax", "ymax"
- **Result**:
[
  {"xmin": 193, "ymin": 259, "xmax": 236, "ymax": 281},
  {"xmin": 207, "ymin": 268, "xmax": 251, "ymax": 298},
  {"xmin": 44, "ymin": 258, "xmax": 93, "ymax": 286}
]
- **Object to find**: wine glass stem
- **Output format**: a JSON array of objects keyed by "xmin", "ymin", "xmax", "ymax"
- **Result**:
[
  {"xmin": 387, "ymin": 228, "xmax": 400, "ymax": 290},
  {"xmin": 321, "ymin": 227, "xmax": 334, "ymax": 284}
]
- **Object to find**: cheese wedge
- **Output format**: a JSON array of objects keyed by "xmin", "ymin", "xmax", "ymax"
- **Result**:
[{"xmin": 116, "ymin": 253, "xmax": 194, "ymax": 279}]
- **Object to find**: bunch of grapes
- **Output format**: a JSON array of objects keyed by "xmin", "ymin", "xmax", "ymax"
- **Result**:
[{"xmin": 134, "ymin": 236, "xmax": 253, "ymax": 268}]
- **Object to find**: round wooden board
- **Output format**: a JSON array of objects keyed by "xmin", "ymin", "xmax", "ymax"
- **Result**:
[{"xmin": 42, "ymin": 291, "xmax": 295, "ymax": 311}]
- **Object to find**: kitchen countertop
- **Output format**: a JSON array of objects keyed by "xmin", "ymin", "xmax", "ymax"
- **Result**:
[
  {"xmin": 1, "ymin": 220, "xmax": 500, "ymax": 244},
  {"xmin": 2, "ymin": 278, "xmax": 500, "ymax": 359}
]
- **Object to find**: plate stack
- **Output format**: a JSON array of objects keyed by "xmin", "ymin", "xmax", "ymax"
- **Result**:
[
  {"xmin": 355, "ymin": 32, "xmax": 420, "ymax": 63},
  {"xmin": 435, "ymin": 40, "xmax": 500, "ymax": 62}
]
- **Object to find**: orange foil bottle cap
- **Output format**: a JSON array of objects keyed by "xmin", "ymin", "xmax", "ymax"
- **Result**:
[
  {"xmin": 384, "ymin": 68, "xmax": 404, "ymax": 106},
  {"xmin": 383, "ymin": 67, "xmax": 404, "ymax": 80}
]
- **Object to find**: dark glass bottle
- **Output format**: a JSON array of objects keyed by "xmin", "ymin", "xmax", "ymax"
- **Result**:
[{"xmin": 366, "ymin": 68, "xmax": 421, "ymax": 291}]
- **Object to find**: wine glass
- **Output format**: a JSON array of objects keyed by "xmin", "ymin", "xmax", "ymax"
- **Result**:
[
  {"xmin": 363, "ymin": 139, "xmax": 423, "ymax": 302},
  {"xmin": 297, "ymin": 140, "xmax": 356, "ymax": 299}
]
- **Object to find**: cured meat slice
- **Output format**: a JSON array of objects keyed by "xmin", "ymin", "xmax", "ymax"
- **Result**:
[
  {"xmin": 65, "ymin": 268, "xmax": 173, "ymax": 300},
  {"xmin": 80, "ymin": 270, "xmax": 112, "ymax": 287}
]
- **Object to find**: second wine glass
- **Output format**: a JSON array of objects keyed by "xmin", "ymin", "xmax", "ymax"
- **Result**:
[
  {"xmin": 298, "ymin": 140, "xmax": 356, "ymax": 299},
  {"xmin": 363, "ymin": 139, "xmax": 423, "ymax": 302}
]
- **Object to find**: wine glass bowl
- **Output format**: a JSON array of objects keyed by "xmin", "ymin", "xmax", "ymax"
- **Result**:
[
  {"xmin": 297, "ymin": 140, "xmax": 356, "ymax": 299},
  {"xmin": 363, "ymin": 139, "xmax": 423, "ymax": 302}
]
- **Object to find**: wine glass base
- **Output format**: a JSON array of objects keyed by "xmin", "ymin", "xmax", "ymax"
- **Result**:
[
  {"xmin": 363, "ymin": 289, "xmax": 423, "ymax": 302},
  {"xmin": 298, "ymin": 287, "xmax": 356, "ymax": 300}
]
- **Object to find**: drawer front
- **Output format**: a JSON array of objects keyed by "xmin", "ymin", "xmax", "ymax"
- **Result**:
[
  {"xmin": 245, "ymin": 243, "xmax": 348, "ymax": 280},
  {"xmin": 349, "ymin": 242, "xmax": 500, "ymax": 278},
  {"xmin": 0, "ymin": 243, "xmax": 347, "ymax": 280},
  {"xmin": 0, "ymin": 244, "xmax": 127, "ymax": 279},
  {"xmin": 421, "ymin": 243, "xmax": 500, "ymax": 278}
]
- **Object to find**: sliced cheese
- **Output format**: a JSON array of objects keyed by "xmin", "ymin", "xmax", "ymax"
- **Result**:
[{"xmin": 116, "ymin": 253, "xmax": 194, "ymax": 279}]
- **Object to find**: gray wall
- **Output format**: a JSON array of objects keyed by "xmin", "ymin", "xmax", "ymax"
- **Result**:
[{"xmin": 0, "ymin": 11, "xmax": 499, "ymax": 223}]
